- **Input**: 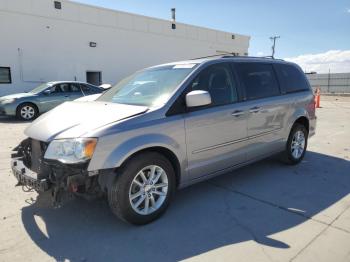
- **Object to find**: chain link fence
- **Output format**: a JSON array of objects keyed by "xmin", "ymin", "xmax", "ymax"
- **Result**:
[{"xmin": 306, "ymin": 73, "xmax": 350, "ymax": 94}]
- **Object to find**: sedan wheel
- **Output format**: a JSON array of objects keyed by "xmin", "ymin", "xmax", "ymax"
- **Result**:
[{"xmin": 17, "ymin": 103, "xmax": 38, "ymax": 121}]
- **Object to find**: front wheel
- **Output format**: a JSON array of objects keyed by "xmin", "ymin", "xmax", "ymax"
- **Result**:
[
  {"xmin": 108, "ymin": 152, "xmax": 176, "ymax": 225},
  {"xmin": 282, "ymin": 123, "xmax": 308, "ymax": 165},
  {"xmin": 16, "ymin": 103, "xmax": 38, "ymax": 121}
]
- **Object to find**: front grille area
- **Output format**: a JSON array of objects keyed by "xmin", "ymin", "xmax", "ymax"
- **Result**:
[
  {"xmin": 30, "ymin": 139, "xmax": 43, "ymax": 173},
  {"xmin": 18, "ymin": 138, "xmax": 49, "ymax": 177}
]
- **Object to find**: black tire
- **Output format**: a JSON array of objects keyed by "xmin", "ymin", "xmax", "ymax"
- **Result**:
[
  {"xmin": 281, "ymin": 123, "xmax": 308, "ymax": 165},
  {"xmin": 108, "ymin": 152, "xmax": 176, "ymax": 225},
  {"xmin": 16, "ymin": 103, "xmax": 38, "ymax": 121}
]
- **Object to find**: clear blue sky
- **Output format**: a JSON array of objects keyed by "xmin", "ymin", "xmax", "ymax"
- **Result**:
[{"xmin": 76, "ymin": 0, "xmax": 350, "ymax": 58}]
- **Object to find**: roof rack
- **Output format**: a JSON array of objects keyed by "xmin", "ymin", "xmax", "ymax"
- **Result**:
[
  {"xmin": 189, "ymin": 53, "xmax": 237, "ymax": 60},
  {"xmin": 221, "ymin": 55, "xmax": 277, "ymax": 59},
  {"xmin": 190, "ymin": 53, "xmax": 284, "ymax": 61}
]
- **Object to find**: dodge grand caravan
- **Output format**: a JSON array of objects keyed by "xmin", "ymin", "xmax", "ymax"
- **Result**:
[{"xmin": 11, "ymin": 57, "xmax": 316, "ymax": 224}]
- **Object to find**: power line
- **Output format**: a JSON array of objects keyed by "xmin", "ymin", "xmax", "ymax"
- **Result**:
[{"xmin": 269, "ymin": 36, "xmax": 280, "ymax": 58}]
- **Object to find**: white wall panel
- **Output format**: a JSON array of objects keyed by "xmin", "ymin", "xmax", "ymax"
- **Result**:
[{"xmin": 0, "ymin": 0, "xmax": 250, "ymax": 95}]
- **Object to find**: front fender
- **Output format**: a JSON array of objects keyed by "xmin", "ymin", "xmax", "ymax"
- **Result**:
[{"xmin": 87, "ymin": 133, "xmax": 184, "ymax": 172}]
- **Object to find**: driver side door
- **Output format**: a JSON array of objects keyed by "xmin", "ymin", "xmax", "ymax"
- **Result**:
[
  {"xmin": 184, "ymin": 62, "xmax": 248, "ymax": 181},
  {"xmin": 38, "ymin": 83, "xmax": 70, "ymax": 112}
]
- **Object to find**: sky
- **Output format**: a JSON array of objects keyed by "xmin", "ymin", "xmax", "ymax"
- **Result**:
[{"xmin": 76, "ymin": 0, "xmax": 350, "ymax": 73}]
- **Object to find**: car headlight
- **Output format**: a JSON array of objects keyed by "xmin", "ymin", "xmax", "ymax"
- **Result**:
[
  {"xmin": 44, "ymin": 138, "xmax": 97, "ymax": 164},
  {"xmin": 1, "ymin": 98, "xmax": 16, "ymax": 104}
]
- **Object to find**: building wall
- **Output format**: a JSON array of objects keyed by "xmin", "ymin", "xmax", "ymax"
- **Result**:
[
  {"xmin": 0, "ymin": 0, "xmax": 250, "ymax": 96},
  {"xmin": 307, "ymin": 73, "xmax": 350, "ymax": 93}
]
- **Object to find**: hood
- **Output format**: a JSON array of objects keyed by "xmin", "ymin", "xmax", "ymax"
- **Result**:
[
  {"xmin": 25, "ymin": 101, "xmax": 148, "ymax": 141},
  {"xmin": 0, "ymin": 93, "xmax": 34, "ymax": 101}
]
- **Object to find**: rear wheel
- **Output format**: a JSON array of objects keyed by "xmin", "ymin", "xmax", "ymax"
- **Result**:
[
  {"xmin": 282, "ymin": 123, "xmax": 308, "ymax": 165},
  {"xmin": 108, "ymin": 152, "xmax": 176, "ymax": 225},
  {"xmin": 16, "ymin": 103, "xmax": 38, "ymax": 121}
]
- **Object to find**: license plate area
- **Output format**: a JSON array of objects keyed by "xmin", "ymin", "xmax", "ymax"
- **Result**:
[{"xmin": 11, "ymin": 158, "xmax": 50, "ymax": 192}]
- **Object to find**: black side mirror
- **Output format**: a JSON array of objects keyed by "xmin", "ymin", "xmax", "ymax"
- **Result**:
[{"xmin": 43, "ymin": 90, "xmax": 51, "ymax": 95}]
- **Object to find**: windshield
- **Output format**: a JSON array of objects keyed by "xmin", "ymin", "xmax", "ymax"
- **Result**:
[
  {"xmin": 97, "ymin": 64, "xmax": 197, "ymax": 107},
  {"xmin": 29, "ymin": 83, "xmax": 51, "ymax": 94}
]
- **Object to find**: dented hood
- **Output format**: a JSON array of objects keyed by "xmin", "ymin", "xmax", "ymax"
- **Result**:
[{"xmin": 25, "ymin": 101, "xmax": 148, "ymax": 141}]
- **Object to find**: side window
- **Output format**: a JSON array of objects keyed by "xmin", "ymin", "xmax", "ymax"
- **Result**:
[
  {"xmin": 50, "ymin": 83, "xmax": 70, "ymax": 93},
  {"xmin": 49, "ymin": 84, "xmax": 63, "ymax": 93},
  {"xmin": 274, "ymin": 64, "xmax": 310, "ymax": 93},
  {"xmin": 81, "ymin": 84, "xmax": 91, "ymax": 92},
  {"xmin": 237, "ymin": 63, "xmax": 280, "ymax": 100},
  {"xmin": 190, "ymin": 63, "xmax": 238, "ymax": 106},
  {"xmin": 70, "ymin": 83, "xmax": 81, "ymax": 93}
]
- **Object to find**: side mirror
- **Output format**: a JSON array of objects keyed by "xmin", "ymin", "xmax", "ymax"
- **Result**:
[
  {"xmin": 43, "ymin": 90, "xmax": 51, "ymax": 95},
  {"xmin": 186, "ymin": 90, "xmax": 212, "ymax": 108}
]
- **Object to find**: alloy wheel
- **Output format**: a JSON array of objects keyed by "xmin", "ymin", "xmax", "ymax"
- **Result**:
[
  {"xmin": 128, "ymin": 165, "xmax": 168, "ymax": 215},
  {"xmin": 291, "ymin": 130, "xmax": 305, "ymax": 159}
]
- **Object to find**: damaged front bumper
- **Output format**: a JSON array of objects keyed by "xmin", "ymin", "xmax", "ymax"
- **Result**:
[
  {"xmin": 11, "ymin": 138, "xmax": 104, "ymax": 207},
  {"xmin": 11, "ymin": 158, "xmax": 50, "ymax": 192}
]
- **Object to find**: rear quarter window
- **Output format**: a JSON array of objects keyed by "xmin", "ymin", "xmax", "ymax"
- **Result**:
[{"xmin": 274, "ymin": 64, "xmax": 310, "ymax": 93}]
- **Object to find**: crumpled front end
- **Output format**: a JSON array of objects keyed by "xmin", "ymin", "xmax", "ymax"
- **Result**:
[{"xmin": 11, "ymin": 138, "xmax": 103, "ymax": 207}]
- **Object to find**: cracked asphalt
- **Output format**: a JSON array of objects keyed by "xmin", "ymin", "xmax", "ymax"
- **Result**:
[{"xmin": 0, "ymin": 96, "xmax": 350, "ymax": 262}]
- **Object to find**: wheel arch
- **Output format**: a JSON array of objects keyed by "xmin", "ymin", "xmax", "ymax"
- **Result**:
[
  {"xmin": 293, "ymin": 116, "xmax": 309, "ymax": 133},
  {"xmin": 117, "ymin": 146, "xmax": 182, "ymax": 188}
]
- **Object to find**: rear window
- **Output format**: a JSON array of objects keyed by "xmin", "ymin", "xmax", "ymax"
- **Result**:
[
  {"xmin": 274, "ymin": 64, "xmax": 309, "ymax": 93},
  {"xmin": 236, "ymin": 63, "xmax": 280, "ymax": 100}
]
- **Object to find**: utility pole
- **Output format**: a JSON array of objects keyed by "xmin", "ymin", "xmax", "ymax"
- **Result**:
[
  {"xmin": 270, "ymin": 36, "xmax": 280, "ymax": 58},
  {"xmin": 327, "ymin": 68, "xmax": 331, "ymax": 93},
  {"xmin": 171, "ymin": 8, "xmax": 176, "ymax": 29}
]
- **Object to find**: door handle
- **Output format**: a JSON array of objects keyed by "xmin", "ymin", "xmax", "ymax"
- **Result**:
[
  {"xmin": 64, "ymin": 95, "xmax": 69, "ymax": 97},
  {"xmin": 249, "ymin": 106, "xmax": 261, "ymax": 113},
  {"xmin": 231, "ymin": 110, "xmax": 244, "ymax": 117}
]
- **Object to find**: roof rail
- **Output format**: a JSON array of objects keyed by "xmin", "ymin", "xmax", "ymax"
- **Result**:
[
  {"xmin": 189, "ymin": 52, "xmax": 238, "ymax": 60},
  {"xmin": 222, "ymin": 55, "xmax": 286, "ymax": 61},
  {"xmin": 190, "ymin": 53, "xmax": 284, "ymax": 61},
  {"xmin": 222, "ymin": 55, "xmax": 274, "ymax": 59}
]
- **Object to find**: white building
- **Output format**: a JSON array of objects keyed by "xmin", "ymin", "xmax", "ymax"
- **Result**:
[{"xmin": 0, "ymin": 0, "xmax": 250, "ymax": 96}]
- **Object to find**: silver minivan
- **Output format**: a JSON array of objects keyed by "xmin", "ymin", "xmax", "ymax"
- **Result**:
[{"xmin": 11, "ymin": 57, "xmax": 316, "ymax": 224}]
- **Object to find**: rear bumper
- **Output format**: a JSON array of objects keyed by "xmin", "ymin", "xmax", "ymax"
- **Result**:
[
  {"xmin": 11, "ymin": 158, "xmax": 50, "ymax": 192},
  {"xmin": 309, "ymin": 117, "xmax": 317, "ymax": 138}
]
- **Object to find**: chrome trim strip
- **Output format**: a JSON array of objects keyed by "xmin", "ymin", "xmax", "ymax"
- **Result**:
[{"xmin": 192, "ymin": 127, "xmax": 282, "ymax": 154}]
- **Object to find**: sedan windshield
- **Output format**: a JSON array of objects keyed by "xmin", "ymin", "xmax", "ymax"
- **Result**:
[
  {"xmin": 29, "ymin": 83, "xmax": 51, "ymax": 94},
  {"xmin": 97, "ymin": 64, "xmax": 197, "ymax": 107}
]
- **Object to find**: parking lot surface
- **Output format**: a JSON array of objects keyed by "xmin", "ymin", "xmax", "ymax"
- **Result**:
[{"xmin": 0, "ymin": 96, "xmax": 350, "ymax": 262}]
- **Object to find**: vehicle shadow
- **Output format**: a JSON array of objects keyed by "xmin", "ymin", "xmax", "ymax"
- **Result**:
[
  {"xmin": 20, "ymin": 151, "xmax": 350, "ymax": 261},
  {"xmin": 0, "ymin": 116, "xmax": 32, "ymax": 124}
]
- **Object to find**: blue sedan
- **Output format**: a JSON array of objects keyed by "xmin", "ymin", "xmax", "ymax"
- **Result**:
[{"xmin": 0, "ymin": 81, "xmax": 103, "ymax": 120}]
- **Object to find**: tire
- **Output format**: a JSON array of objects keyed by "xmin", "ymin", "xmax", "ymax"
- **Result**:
[
  {"xmin": 281, "ymin": 123, "xmax": 308, "ymax": 165},
  {"xmin": 108, "ymin": 152, "xmax": 176, "ymax": 225},
  {"xmin": 16, "ymin": 103, "xmax": 38, "ymax": 121}
]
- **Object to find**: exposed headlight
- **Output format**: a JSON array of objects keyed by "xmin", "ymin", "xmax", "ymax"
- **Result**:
[{"xmin": 44, "ymin": 138, "xmax": 97, "ymax": 164}]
